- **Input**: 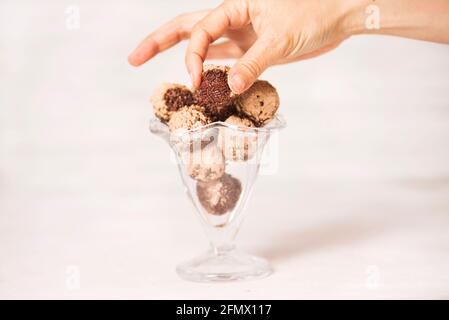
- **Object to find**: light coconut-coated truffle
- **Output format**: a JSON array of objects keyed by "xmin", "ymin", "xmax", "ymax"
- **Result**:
[
  {"xmin": 196, "ymin": 173, "xmax": 242, "ymax": 216},
  {"xmin": 194, "ymin": 65, "xmax": 236, "ymax": 121},
  {"xmin": 185, "ymin": 143, "xmax": 225, "ymax": 182},
  {"xmin": 150, "ymin": 83, "xmax": 194, "ymax": 122},
  {"xmin": 168, "ymin": 105, "xmax": 212, "ymax": 133},
  {"xmin": 219, "ymin": 115, "xmax": 258, "ymax": 162},
  {"xmin": 236, "ymin": 80, "xmax": 279, "ymax": 126}
]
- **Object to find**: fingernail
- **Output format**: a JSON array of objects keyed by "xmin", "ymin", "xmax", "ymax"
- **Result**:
[{"xmin": 229, "ymin": 74, "xmax": 246, "ymax": 94}]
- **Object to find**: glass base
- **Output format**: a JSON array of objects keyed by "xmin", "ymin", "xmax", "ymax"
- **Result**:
[{"xmin": 176, "ymin": 248, "xmax": 273, "ymax": 282}]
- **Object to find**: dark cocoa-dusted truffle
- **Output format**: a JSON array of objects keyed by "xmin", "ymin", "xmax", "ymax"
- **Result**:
[
  {"xmin": 150, "ymin": 83, "xmax": 194, "ymax": 122},
  {"xmin": 196, "ymin": 173, "xmax": 242, "ymax": 215},
  {"xmin": 194, "ymin": 65, "xmax": 235, "ymax": 121}
]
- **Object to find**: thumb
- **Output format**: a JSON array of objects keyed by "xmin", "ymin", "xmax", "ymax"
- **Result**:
[{"xmin": 228, "ymin": 37, "xmax": 282, "ymax": 94}]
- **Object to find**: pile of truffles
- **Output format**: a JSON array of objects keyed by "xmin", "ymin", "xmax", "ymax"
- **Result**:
[{"xmin": 151, "ymin": 65, "xmax": 280, "ymax": 216}]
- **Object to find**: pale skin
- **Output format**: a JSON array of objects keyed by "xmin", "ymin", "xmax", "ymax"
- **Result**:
[{"xmin": 128, "ymin": 0, "xmax": 449, "ymax": 94}]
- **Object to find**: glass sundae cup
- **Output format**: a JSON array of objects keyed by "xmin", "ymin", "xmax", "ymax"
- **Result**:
[{"xmin": 150, "ymin": 115, "xmax": 286, "ymax": 282}]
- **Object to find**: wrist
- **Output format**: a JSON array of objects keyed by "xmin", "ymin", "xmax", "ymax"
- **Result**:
[
  {"xmin": 337, "ymin": 0, "xmax": 449, "ymax": 44},
  {"xmin": 339, "ymin": 0, "xmax": 372, "ymax": 37}
]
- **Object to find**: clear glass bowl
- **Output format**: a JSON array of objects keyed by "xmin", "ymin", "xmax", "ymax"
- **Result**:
[{"xmin": 150, "ymin": 114, "xmax": 286, "ymax": 282}]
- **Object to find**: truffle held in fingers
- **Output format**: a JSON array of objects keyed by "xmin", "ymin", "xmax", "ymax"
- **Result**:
[{"xmin": 194, "ymin": 65, "xmax": 236, "ymax": 121}]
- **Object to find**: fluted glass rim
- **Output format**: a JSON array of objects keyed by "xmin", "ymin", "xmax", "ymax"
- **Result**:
[{"xmin": 149, "ymin": 113, "xmax": 287, "ymax": 139}]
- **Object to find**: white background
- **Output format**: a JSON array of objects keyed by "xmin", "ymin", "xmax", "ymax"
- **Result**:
[{"xmin": 1, "ymin": 0, "xmax": 449, "ymax": 299}]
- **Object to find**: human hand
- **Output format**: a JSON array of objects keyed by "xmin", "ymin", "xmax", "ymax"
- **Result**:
[
  {"xmin": 129, "ymin": 0, "xmax": 353, "ymax": 94},
  {"xmin": 130, "ymin": 0, "xmax": 449, "ymax": 94}
]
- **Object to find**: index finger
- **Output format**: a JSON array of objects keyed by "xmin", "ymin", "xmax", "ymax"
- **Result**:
[
  {"xmin": 186, "ymin": 2, "xmax": 250, "ymax": 88},
  {"xmin": 128, "ymin": 10, "xmax": 209, "ymax": 67}
]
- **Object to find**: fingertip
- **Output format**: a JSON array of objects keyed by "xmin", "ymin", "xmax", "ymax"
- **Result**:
[
  {"xmin": 128, "ymin": 50, "xmax": 147, "ymax": 67},
  {"xmin": 186, "ymin": 53, "xmax": 203, "ymax": 89},
  {"xmin": 228, "ymin": 68, "xmax": 252, "ymax": 94},
  {"xmin": 193, "ymin": 65, "xmax": 203, "ymax": 89},
  {"xmin": 128, "ymin": 39, "xmax": 159, "ymax": 67},
  {"xmin": 128, "ymin": 54, "xmax": 141, "ymax": 67}
]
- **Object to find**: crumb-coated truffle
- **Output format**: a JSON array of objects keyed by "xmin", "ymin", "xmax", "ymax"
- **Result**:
[
  {"xmin": 168, "ymin": 105, "xmax": 212, "ymax": 132},
  {"xmin": 196, "ymin": 173, "xmax": 242, "ymax": 215},
  {"xmin": 219, "ymin": 115, "xmax": 258, "ymax": 162},
  {"xmin": 151, "ymin": 83, "xmax": 194, "ymax": 122},
  {"xmin": 194, "ymin": 65, "xmax": 235, "ymax": 121},
  {"xmin": 186, "ymin": 143, "xmax": 225, "ymax": 182},
  {"xmin": 225, "ymin": 115, "xmax": 255, "ymax": 128},
  {"xmin": 236, "ymin": 80, "xmax": 280, "ymax": 126}
]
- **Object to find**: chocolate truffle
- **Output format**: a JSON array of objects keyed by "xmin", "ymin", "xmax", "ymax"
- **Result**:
[
  {"xmin": 168, "ymin": 105, "xmax": 212, "ymax": 133},
  {"xmin": 196, "ymin": 173, "xmax": 242, "ymax": 216},
  {"xmin": 219, "ymin": 115, "xmax": 258, "ymax": 162},
  {"xmin": 186, "ymin": 143, "xmax": 225, "ymax": 182},
  {"xmin": 151, "ymin": 83, "xmax": 194, "ymax": 122},
  {"xmin": 236, "ymin": 80, "xmax": 280, "ymax": 126},
  {"xmin": 194, "ymin": 65, "xmax": 235, "ymax": 121}
]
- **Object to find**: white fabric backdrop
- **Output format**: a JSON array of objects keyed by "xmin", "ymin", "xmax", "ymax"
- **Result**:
[{"xmin": 1, "ymin": 0, "xmax": 449, "ymax": 299}]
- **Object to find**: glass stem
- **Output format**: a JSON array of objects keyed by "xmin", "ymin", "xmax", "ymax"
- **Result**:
[
  {"xmin": 212, "ymin": 243, "xmax": 236, "ymax": 256},
  {"xmin": 206, "ymin": 224, "xmax": 239, "ymax": 256}
]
